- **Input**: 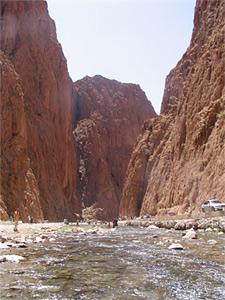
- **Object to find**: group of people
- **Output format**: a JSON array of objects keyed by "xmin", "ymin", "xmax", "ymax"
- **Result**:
[
  {"xmin": 12, "ymin": 210, "xmax": 119, "ymax": 231},
  {"xmin": 108, "ymin": 219, "xmax": 118, "ymax": 228}
]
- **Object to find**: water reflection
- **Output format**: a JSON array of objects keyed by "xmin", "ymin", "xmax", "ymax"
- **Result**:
[{"xmin": 0, "ymin": 227, "xmax": 224, "ymax": 299}]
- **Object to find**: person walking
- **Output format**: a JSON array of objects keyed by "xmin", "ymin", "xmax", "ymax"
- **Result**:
[
  {"xmin": 13, "ymin": 210, "xmax": 20, "ymax": 232},
  {"xmin": 112, "ymin": 219, "xmax": 118, "ymax": 228}
]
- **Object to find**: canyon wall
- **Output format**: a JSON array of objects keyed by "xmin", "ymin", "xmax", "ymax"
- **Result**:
[
  {"xmin": 0, "ymin": 51, "xmax": 43, "ymax": 221},
  {"xmin": 1, "ymin": 0, "xmax": 79, "ymax": 221},
  {"xmin": 73, "ymin": 76, "xmax": 156, "ymax": 220},
  {"xmin": 120, "ymin": 0, "xmax": 225, "ymax": 217},
  {"xmin": 1, "ymin": 0, "xmax": 156, "ymax": 222}
]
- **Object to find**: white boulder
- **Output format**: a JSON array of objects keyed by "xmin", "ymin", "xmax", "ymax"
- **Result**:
[{"xmin": 168, "ymin": 243, "xmax": 184, "ymax": 250}]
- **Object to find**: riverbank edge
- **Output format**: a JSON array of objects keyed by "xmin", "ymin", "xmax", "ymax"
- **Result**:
[
  {"xmin": 119, "ymin": 215, "xmax": 225, "ymax": 232},
  {"xmin": 0, "ymin": 214, "xmax": 225, "ymax": 242}
]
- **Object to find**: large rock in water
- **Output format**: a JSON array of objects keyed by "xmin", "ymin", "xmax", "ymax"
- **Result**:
[
  {"xmin": 73, "ymin": 75, "xmax": 156, "ymax": 220},
  {"xmin": 1, "ymin": 0, "xmax": 79, "ymax": 221},
  {"xmin": 119, "ymin": 0, "xmax": 225, "ymax": 218}
]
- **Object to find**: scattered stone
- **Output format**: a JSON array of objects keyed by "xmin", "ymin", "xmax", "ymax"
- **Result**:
[
  {"xmin": 26, "ymin": 239, "xmax": 33, "ymax": 244},
  {"xmin": 156, "ymin": 241, "xmax": 164, "ymax": 246},
  {"xmin": 7, "ymin": 242, "xmax": 27, "ymax": 248},
  {"xmin": 0, "ymin": 256, "xmax": 7, "ymax": 262},
  {"xmin": 41, "ymin": 227, "xmax": 49, "ymax": 230},
  {"xmin": 49, "ymin": 238, "xmax": 56, "ymax": 242},
  {"xmin": 9, "ymin": 285, "xmax": 22, "ymax": 290},
  {"xmin": 0, "ymin": 236, "xmax": 7, "ymax": 243},
  {"xmin": 183, "ymin": 229, "xmax": 197, "ymax": 239},
  {"xmin": 207, "ymin": 240, "xmax": 217, "ymax": 245},
  {"xmin": 41, "ymin": 235, "xmax": 49, "ymax": 239},
  {"xmin": 15, "ymin": 238, "xmax": 26, "ymax": 244},
  {"xmin": 72, "ymin": 228, "xmax": 85, "ymax": 233},
  {"xmin": 0, "ymin": 255, "xmax": 25, "ymax": 263},
  {"xmin": 147, "ymin": 225, "xmax": 158, "ymax": 229},
  {"xmin": 10, "ymin": 270, "xmax": 25, "ymax": 275},
  {"xmin": 34, "ymin": 237, "xmax": 43, "ymax": 243},
  {"xmin": 14, "ymin": 243, "xmax": 27, "ymax": 248},
  {"xmin": 5, "ymin": 242, "xmax": 14, "ymax": 247},
  {"xmin": 152, "ymin": 235, "xmax": 159, "ymax": 238},
  {"xmin": 174, "ymin": 222, "xmax": 186, "ymax": 231},
  {"xmin": 87, "ymin": 229, "xmax": 98, "ymax": 234},
  {"xmin": 164, "ymin": 238, "xmax": 174, "ymax": 243},
  {"xmin": 168, "ymin": 243, "xmax": 184, "ymax": 250},
  {"xmin": 0, "ymin": 243, "xmax": 9, "ymax": 249}
]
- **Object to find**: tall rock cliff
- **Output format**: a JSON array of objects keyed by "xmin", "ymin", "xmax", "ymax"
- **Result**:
[
  {"xmin": 0, "ymin": 51, "xmax": 43, "ymax": 221},
  {"xmin": 73, "ymin": 75, "xmax": 156, "ymax": 220},
  {"xmin": 1, "ymin": 0, "xmax": 79, "ymax": 221},
  {"xmin": 120, "ymin": 0, "xmax": 225, "ymax": 217}
]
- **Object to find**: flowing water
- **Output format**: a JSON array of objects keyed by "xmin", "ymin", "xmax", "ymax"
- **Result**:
[{"xmin": 0, "ymin": 226, "xmax": 225, "ymax": 300}]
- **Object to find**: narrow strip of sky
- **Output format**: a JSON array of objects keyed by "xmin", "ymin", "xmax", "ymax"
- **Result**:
[{"xmin": 47, "ymin": 0, "xmax": 196, "ymax": 114}]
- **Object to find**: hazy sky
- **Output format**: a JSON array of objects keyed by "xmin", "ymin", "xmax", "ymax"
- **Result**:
[{"xmin": 47, "ymin": 0, "xmax": 196, "ymax": 114}]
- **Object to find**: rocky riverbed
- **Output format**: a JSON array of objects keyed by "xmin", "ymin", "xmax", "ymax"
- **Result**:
[
  {"xmin": 123, "ymin": 216, "xmax": 225, "ymax": 232},
  {"xmin": 0, "ymin": 221, "xmax": 111, "ymax": 262},
  {"xmin": 0, "ymin": 220, "xmax": 224, "ymax": 299},
  {"xmin": 0, "ymin": 216, "xmax": 224, "ymax": 261}
]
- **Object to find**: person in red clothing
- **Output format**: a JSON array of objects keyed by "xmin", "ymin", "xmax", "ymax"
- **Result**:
[{"xmin": 112, "ymin": 219, "xmax": 118, "ymax": 228}]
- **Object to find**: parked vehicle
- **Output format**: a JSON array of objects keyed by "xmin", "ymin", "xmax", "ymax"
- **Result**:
[{"xmin": 201, "ymin": 200, "xmax": 225, "ymax": 212}]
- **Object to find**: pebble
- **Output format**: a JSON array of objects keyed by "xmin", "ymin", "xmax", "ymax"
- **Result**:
[
  {"xmin": 168, "ymin": 243, "xmax": 184, "ymax": 250},
  {"xmin": 49, "ymin": 238, "xmax": 56, "ymax": 242},
  {"xmin": 207, "ymin": 240, "xmax": 217, "ymax": 245},
  {"xmin": 34, "ymin": 237, "xmax": 43, "ymax": 243},
  {"xmin": 9, "ymin": 285, "xmax": 22, "ymax": 290},
  {"xmin": 156, "ymin": 241, "xmax": 164, "ymax": 246},
  {"xmin": 147, "ymin": 225, "xmax": 158, "ymax": 229},
  {"xmin": 183, "ymin": 229, "xmax": 197, "ymax": 239}
]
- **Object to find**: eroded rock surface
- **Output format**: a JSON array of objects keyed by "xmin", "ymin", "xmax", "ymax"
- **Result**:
[
  {"xmin": 120, "ymin": 0, "xmax": 225, "ymax": 218},
  {"xmin": 1, "ymin": 0, "xmax": 79, "ymax": 221},
  {"xmin": 73, "ymin": 75, "xmax": 156, "ymax": 220}
]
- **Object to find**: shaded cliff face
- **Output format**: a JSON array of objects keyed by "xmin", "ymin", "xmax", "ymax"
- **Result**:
[
  {"xmin": 0, "ymin": 52, "xmax": 43, "ymax": 221},
  {"xmin": 73, "ymin": 75, "xmax": 156, "ymax": 220},
  {"xmin": 120, "ymin": 0, "xmax": 225, "ymax": 217},
  {"xmin": 1, "ymin": 0, "xmax": 79, "ymax": 221}
]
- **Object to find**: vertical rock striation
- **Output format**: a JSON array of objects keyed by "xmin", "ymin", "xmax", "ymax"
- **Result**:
[
  {"xmin": 120, "ymin": 0, "xmax": 225, "ymax": 217},
  {"xmin": 73, "ymin": 75, "xmax": 156, "ymax": 220},
  {"xmin": 1, "ymin": 0, "xmax": 79, "ymax": 221},
  {"xmin": 0, "ymin": 52, "xmax": 43, "ymax": 221}
]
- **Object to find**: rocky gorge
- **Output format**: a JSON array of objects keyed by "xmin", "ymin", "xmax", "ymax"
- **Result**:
[
  {"xmin": 1, "ymin": 0, "xmax": 225, "ymax": 222},
  {"xmin": 1, "ymin": 0, "xmax": 155, "ymax": 221}
]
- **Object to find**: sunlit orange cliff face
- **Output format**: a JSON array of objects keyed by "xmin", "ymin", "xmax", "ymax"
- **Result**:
[{"xmin": 119, "ymin": 0, "xmax": 225, "ymax": 218}]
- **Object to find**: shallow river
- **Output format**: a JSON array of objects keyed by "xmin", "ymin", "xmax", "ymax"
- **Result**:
[{"xmin": 0, "ymin": 226, "xmax": 225, "ymax": 299}]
